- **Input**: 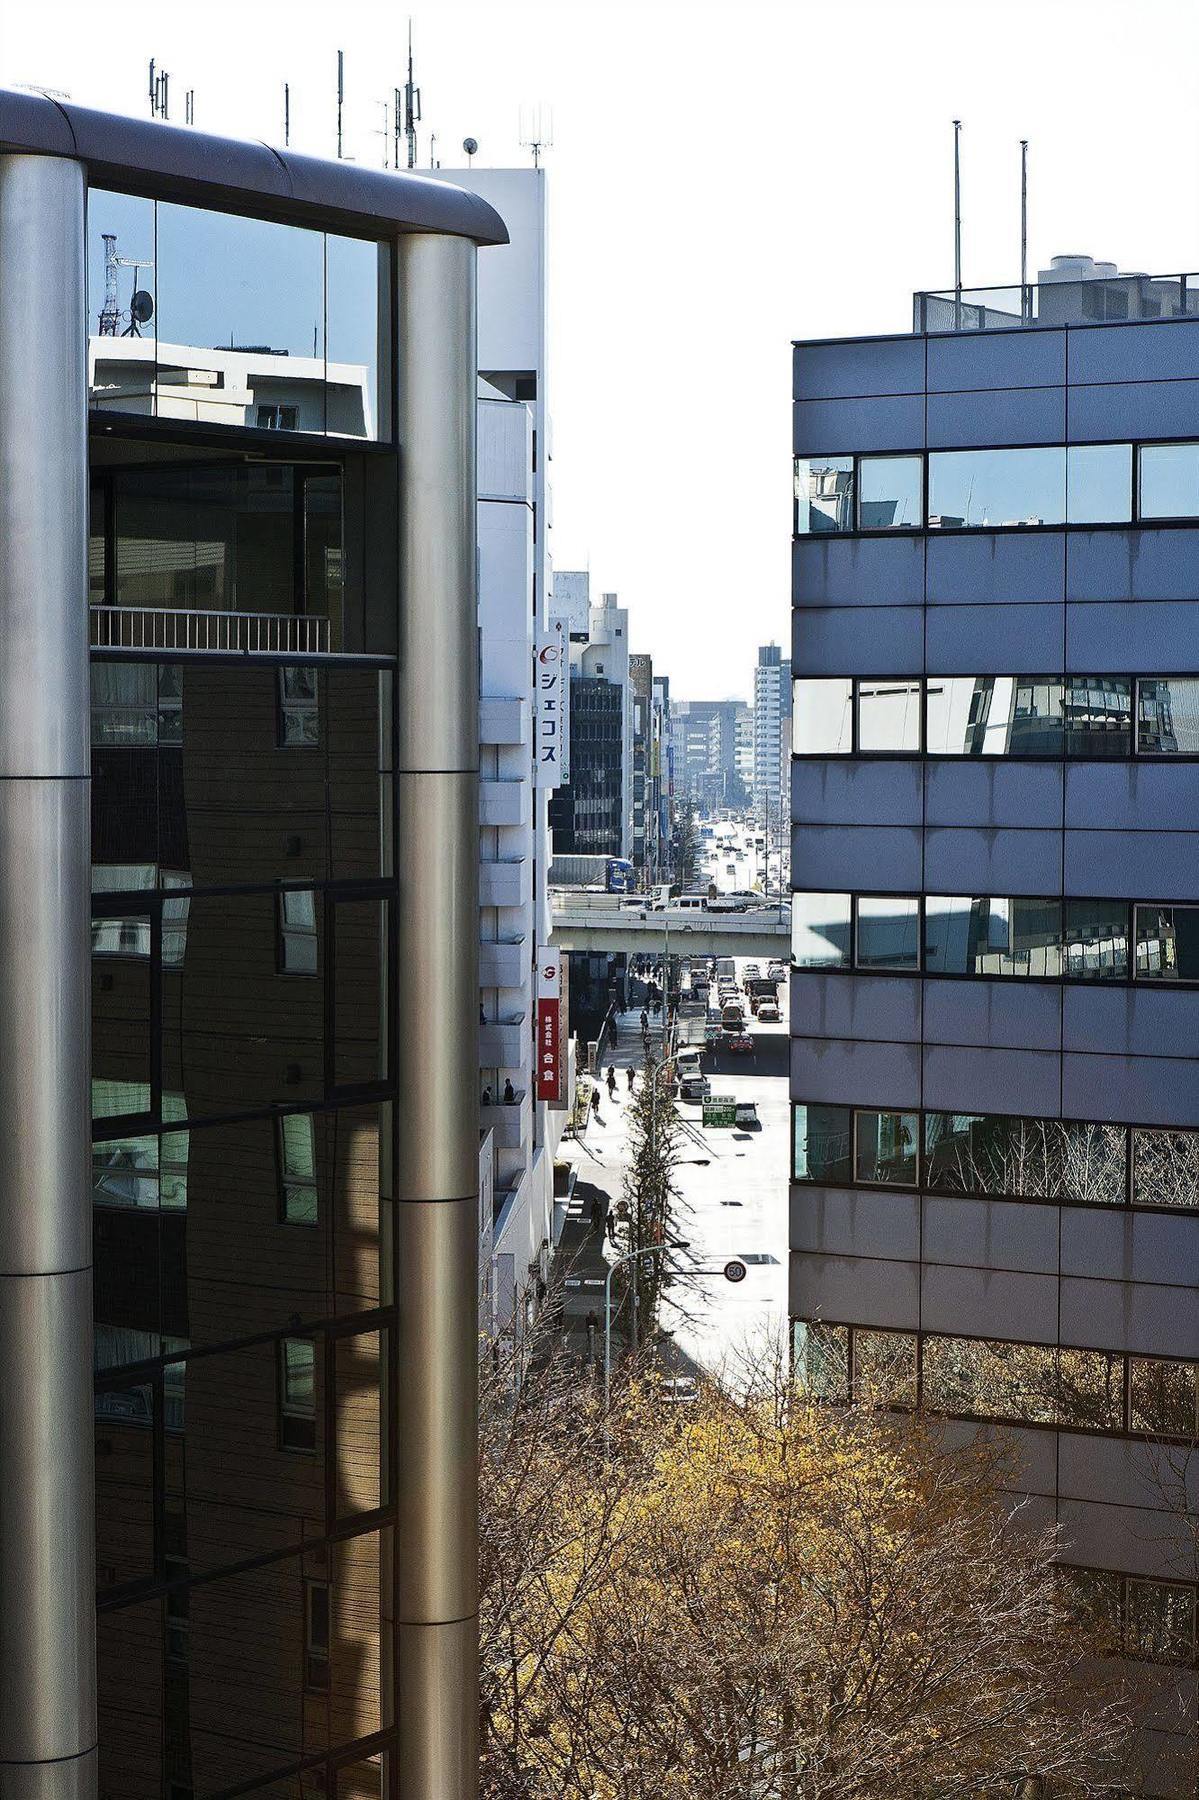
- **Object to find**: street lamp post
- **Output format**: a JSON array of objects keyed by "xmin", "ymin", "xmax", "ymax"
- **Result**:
[{"xmin": 603, "ymin": 1241, "xmax": 682, "ymax": 1424}]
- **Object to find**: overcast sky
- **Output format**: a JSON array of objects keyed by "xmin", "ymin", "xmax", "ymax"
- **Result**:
[{"xmin": 3, "ymin": 0, "xmax": 1197, "ymax": 700}]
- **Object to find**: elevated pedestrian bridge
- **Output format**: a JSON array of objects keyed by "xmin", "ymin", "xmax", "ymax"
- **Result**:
[{"xmin": 550, "ymin": 890, "xmax": 791, "ymax": 957}]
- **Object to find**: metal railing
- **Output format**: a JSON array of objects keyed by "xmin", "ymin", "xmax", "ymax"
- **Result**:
[
  {"xmin": 90, "ymin": 606, "xmax": 330, "ymax": 656},
  {"xmin": 913, "ymin": 272, "xmax": 1199, "ymax": 334}
]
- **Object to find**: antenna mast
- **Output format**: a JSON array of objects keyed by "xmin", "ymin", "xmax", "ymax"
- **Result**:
[
  {"xmin": 337, "ymin": 50, "xmax": 344, "ymax": 159},
  {"xmin": 1020, "ymin": 138, "xmax": 1029, "ymax": 292},
  {"xmin": 99, "ymin": 235, "xmax": 120, "ymax": 336},
  {"xmin": 404, "ymin": 22, "xmax": 421, "ymax": 170},
  {"xmin": 953, "ymin": 118, "xmax": 962, "ymax": 305},
  {"xmin": 185, "ymin": 89, "xmax": 194, "ymax": 126},
  {"xmin": 519, "ymin": 104, "xmax": 553, "ymax": 169},
  {"xmin": 283, "ymin": 82, "xmax": 290, "ymax": 147}
]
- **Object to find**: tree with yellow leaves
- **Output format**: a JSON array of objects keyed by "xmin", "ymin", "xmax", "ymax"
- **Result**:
[{"xmin": 479, "ymin": 1341, "xmax": 1133, "ymax": 1798}]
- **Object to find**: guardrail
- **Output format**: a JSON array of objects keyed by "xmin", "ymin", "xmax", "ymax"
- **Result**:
[{"xmin": 90, "ymin": 606, "xmax": 330, "ymax": 656}]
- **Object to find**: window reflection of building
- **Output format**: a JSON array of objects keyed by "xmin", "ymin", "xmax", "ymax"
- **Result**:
[{"xmin": 92, "ymin": 455, "xmax": 395, "ymax": 1797}]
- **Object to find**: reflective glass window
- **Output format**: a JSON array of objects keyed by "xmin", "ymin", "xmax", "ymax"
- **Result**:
[
  {"xmin": 857, "ymin": 455, "xmax": 922, "ymax": 530},
  {"xmin": 278, "ymin": 1114, "xmax": 319, "ymax": 1224},
  {"xmin": 279, "ymin": 666, "xmax": 320, "ymax": 746},
  {"xmin": 333, "ymin": 896, "xmax": 387, "ymax": 1088},
  {"xmin": 921, "ymin": 1335, "xmax": 1058, "ymax": 1425},
  {"xmin": 87, "ymin": 189, "xmax": 156, "ymax": 416},
  {"xmin": 794, "ymin": 456, "xmax": 854, "ymax": 533},
  {"xmin": 791, "ymin": 892, "xmax": 851, "ymax": 968},
  {"xmin": 1126, "ymin": 1580, "xmax": 1196, "ymax": 1665},
  {"xmin": 155, "ymin": 202, "xmax": 326, "ymax": 432},
  {"xmin": 1133, "ymin": 1129, "xmax": 1199, "ymax": 1209},
  {"xmin": 1138, "ymin": 677, "xmax": 1199, "ymax": 754},
  {"xmin": 326, "ymin": 233, "xmax": 389, "ymax": 441},
  {"xmin": 923, "ymin": 1113, "xmax": 1125, "ymax": 1205},
  {"xmin": 279, "ymin": 888, "xmax": 320, "ymax": 975},
  {"xmin": 854, "ymin": 1109, "xmax": 918, "ymax": 1185},
  {"xmin": 1130, "ymin": 1358, "xmax": 1199, "ymax": 1438},
  {"xmin": 280, "ymin": 1337, "xmax": 318, "ymax": 1451},
  {"xmin": 792, "ymin": 1104, "xmax": 853, "ymax": 1184},
  {"xmin": 1066, "ymin": 443, "xmax": 1132, "ymax": 523},
  {"xmin": 305, "ymin": 1580, "xmax": 331, "ymax": 1689},
  {"xmin": 793, "ymin": 1321, "xmax": 849, "ymax": 1401},
  {"xmin": 926, "ymin": 676, "xmax": 1063, "ymax": 755},
  {"xmin": 1055, "ymin": 1346, "xmax": 1124, "ymax": 1430},
  {"xmin": 1135, "ymin": 904, "xmax": 1199, "ymax": 980},
  {"xmin": 857, "ymin": 679, "xmax": 921, "ymax": 753},
  {"xmin": 924, "ymin": 895, "xmax": 1062, "ymax": 978},
  {"xmin": 792, "ymin": 678, "xmax": 853, "ymax": 754},
  {"xmin": 852, "ymin": 1330, "xmax": 918, "ymax": 1406},
  {"xmin": 928, "ymin": 446, "xmax": 1066, "ymax": 529},
  {"xmin": 93, "ymin": 1130, "xmax": 188, "ymax": 1212},
  {"xmin": 1063, "ymin": 899, "xmax": 1130, "ymax": 980},
  {"xmin": 1064, "ymin": 675, "xmax": 1132, "ymax": 757},
  {"xmin": 1139, "ymin": 442, "xmax": 1199, "ymax": 520},
  {"xmin": 856, "ymin": 895, "xmax": 920, "ymax": 971},
  {"xmin": 93, "ymin": 909, "xmax": 153, "ymax": 1121},
  {"xmin": 95, "ymin": 1378, "xmax": 155, "ymax": 1588}
]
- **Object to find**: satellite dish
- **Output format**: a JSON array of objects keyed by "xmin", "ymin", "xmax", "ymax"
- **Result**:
[
  {"xmin": 463, "ymin": 136, "xmax": 478, "ymax": 157},
  {"xmin": 130, "ymin": 290, "xmax": 154, "ymax": 325}
]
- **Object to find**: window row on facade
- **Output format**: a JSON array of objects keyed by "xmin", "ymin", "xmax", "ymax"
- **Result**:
[
  {"xmin": 93, "ymin": 881, "xmax": 392, "ymax": 1131},
  {"xmin": 792, "ymin": 1103, "xmax": 1199, "ymax": 1210},
  {"xmin": 793, "ymin": 1319, "xmax": 1199, "ymax": 1447},
  {"xmin": 794, "ymin": 441, "xmax": 1199, "ymax": 534},
  {"xmin": 793, "ymin": 674, "xmax": 1199, "ymax": 758},
  {"xmin": 792, "ymin": 891, "xmax": 1199, "ymax": 983}
]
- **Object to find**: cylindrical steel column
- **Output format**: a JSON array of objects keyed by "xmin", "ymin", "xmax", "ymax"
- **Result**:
[
  {"xmin": 0, "ymin": 154, "xmax": 96, "ymax": 1797},
  {"xmin": 394, "ymin": 231, "xmax": 480, "ymax": 1800}
]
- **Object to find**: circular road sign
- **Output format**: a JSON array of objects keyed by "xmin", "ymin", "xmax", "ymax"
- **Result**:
[{"xmin": 723, "ymin": 1258, "xmax": 747, "ymax": 1284}]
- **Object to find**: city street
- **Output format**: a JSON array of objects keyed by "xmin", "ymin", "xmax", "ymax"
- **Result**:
[{"xmin": 559, "ymin": 955, "xmax": 789, "ymax": 1379}]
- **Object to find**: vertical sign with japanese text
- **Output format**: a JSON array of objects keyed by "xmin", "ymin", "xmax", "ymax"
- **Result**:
[
  {"xmin": 536, "ymin": 951, "xmax": 563, "ymax": 1102},
  {"xmin": 534, "ymin": 617, "xmax": 570, "ymax": 787}
]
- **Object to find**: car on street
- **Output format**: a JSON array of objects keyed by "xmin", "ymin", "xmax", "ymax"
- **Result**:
[
  {"xmin": 727, "ymin": 1033, "xmax": 754, "ymax": 1054},
  {"xmin": 743, "ymin": 963, "xmax": 760, "ymax": 979},
  {"xmin": 756, "ymin": 1001, "xmax": 781, "ymax": 1023},
  {"xmin": 734, "ymin": 1099, "xmax": 759, "ymax": 1126},
  {"xmin": 679, "ymin": 1074, "xmax": 711, "ymax": 1102}
]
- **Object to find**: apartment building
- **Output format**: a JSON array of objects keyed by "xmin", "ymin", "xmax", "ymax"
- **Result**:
[
  {"xmin": 0, "ymin": 92, "xmax": 505, "ymax": 1800},
  {"xmin": 548, "ymin": 578, "xmax": 633, "ymax": 859},
  {"xmin": 753, "ymin": 643, "xmax": 791, "ymax": 824},
  {"xmin": 791, "ymin": 260, "xmax": 1199, "ymax": 1793}
]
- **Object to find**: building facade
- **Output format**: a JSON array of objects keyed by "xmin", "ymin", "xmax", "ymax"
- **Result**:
[
  {"xmin": 548, "ymin": 579, "xmax": 633, "ymax": 860},
  {"xmin": 0, "ymin": 93, "xmax": 505, "ymax": 1800},
  {"xmin": 790, "ymin": 273, "xmax": 1199, "ymax": 1792},
  {"xmin": 670, "ymin": 697, "xmax": 751, "ymax": 809},
  {"xmin": 753, "ymin": 643, "xmax": 790, "ymax": 828}
]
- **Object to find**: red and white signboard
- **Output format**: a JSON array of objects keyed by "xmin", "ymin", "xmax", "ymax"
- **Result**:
[{"xmin": 536, "ymin": 952, "xmax": 563, "ymax": 1102}]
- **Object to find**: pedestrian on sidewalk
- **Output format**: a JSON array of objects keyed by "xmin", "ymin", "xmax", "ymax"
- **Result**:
[
  {"xmin": 640, "ymin": 1009, "xmax": 649, "ymax": 1032},
  {"xmin": 589, "ymin": 1191, "xmax": 609, "ymax": 1236},
  {"xmin": 591, "ymin": 1087, "xmax": 601, "ymax": 1121},
  {"xmin": 626, "ymin": 1066, "xmax": 635, "ymax": 1093},
  {"xmin": 606, "ymin": 1065, "xmax": 617, "ymax": 1100}
]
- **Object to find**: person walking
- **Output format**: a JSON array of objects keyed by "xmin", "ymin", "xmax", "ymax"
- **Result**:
[
  {"xmin": 640, "ymin": 1009, "xmax": 649, "ymax": 1033},
  {"xmin": 626, "ymin": 1066, "xmax": 635, "ymax": 1093},
  {"xmin": 606, "ymin": 1065, "xmax": 617, "ymax": 1101},
  {"xmin": 591, "ymin": 1086, "xmax": 601, "ymax": 1121}
]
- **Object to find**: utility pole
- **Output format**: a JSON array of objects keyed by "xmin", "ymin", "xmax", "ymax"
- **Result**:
[{"xmin": 337, "ymin": 49, "xmax": 344, "ymax": 159}]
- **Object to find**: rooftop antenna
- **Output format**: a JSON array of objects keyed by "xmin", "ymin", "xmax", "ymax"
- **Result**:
[
  {"xmin": 337, "ymin": 50, "xmax": 344, "ymax": 159},
  {"xmin": 952, "ymin": 119, "xmax": 962, "ymax": 300},
  {"xmin": 463, "ymin": 136, "xmax": 478, "ymax": 168},
  {"xmin": 158, "ymin": 69, "xmax": 170, "ymax": 122},
  {"xmin": 185, "ymin": 89, "xmax": 195, "ymax": 126},
  {"xmin": 1020, "ymin": 138, "xmax": 1029, "ymax": 294},
  {"xmin": 283, "ymin": 82, "xmax": 290, "ymax": 147},
  {"xmin": 98, "ymin": 234, "xmax": 155, "ymax": 337},
  {"xmin": 376, "ymin": 99, "xmax": 391, "ymax": 168},
  {"xmin": 404, "ymin": 22, "xmax": 421, "ymax": 170},
  {"xmin": 148, "ymin": 58, "xmax": 155, "ymax": 117},
  {"xmin": 393, "ymin": 87, "xmax": 402, "ymax": 170},
  {"xmin": 429, "ymin": 132, "xmax": 439, "ymax": 169},
  {"xmin": 519, "ymin": 104, "xmax": 553, "ymax": 169}
]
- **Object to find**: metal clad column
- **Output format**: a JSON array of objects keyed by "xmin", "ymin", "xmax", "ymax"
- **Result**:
[
  {"xmin": 394, "ymin": 232, "xmax": 480, "ymax": 1799},
  {"xmin": 0, "ymin": 155, "xmax": 96, "ymax": 1798}
]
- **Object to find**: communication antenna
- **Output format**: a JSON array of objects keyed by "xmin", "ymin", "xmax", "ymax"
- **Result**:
[
  {"xmin": 1020, "ymin": 138, "xmax": 1029, "ymax": 292},
  {"xmin": 185, "ymin": 89, "xmax": 195, "ymax": 126},
  {"xmin": 148, "ymin": 58, "xmax": 155, "ymax": 116},
  {"xmin": 404, "ymin": 22, "xmax": 422, "ymax": 170},
  {"xmin": 98, "ymin": 234, "xmax": 155, "ymax": 337},
  {"xmin": 376, "ymin": 99, "xmax": 391, "ymax": 168},
  {"xmin": 429, "ymin": 133, "xmax": 439, "ymax": 169},
  {"xmin": 952, "ymin": 119, "xmax": 962, "ymax": 305},
  {"xmin": 463, "ymin": 137, "xmax": 478, "ymax": 168},
  {"xmin": 283, "ymin": 82, "xmax": 290, "ymax": 147},
  {"xmin": 519, "ymin": 104, "xmax": 553, "ymax": 169},
  {"xmin": 337, "ymin": 50, "xmax": 344, "ymax": 159},
  {"xmin": 393, "ymin": 88, "xmax": 402, "ymax": 170},
  {"xmin": 148, "ymin": 60, "xmax": 170, "ymax": 120}
]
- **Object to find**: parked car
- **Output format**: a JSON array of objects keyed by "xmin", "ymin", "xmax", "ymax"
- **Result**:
[
  {"xmin": 675, "ymin": 1048, "xmax": 704, "ymax": 1078},
  {"xmin": 757, "ymin": 1001, "xmax": 781, "ymax": 1023},
  {"xmin": 734, "ymin": 1099, "xmax": 759, "ymax": 1126},
  {"xmin": 728, "ymin": 1033, "xmax": 754, "ymax": 1054}
]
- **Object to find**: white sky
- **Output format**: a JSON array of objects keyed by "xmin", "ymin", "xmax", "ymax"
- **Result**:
[{"xmin": 2, "ymin": 0, "xmax": 1198, "ymax": 700}]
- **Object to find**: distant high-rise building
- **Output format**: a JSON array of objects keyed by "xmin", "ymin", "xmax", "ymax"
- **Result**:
[
  {"xmin": 549, "ymin": 579, "xmax": 633, "ymax": 860},
  {"xmin": 670, "ymin": 698, "xmax": 751, "ymax": 807},
  {"xmin": 753, "ymin": 643, "xmax": 791, "ymax": 826}
]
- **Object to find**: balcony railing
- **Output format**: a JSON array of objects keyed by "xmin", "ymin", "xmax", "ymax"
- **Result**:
[
  {"xmin": 913, "ymin": 272, "xmax": 1199, "ymax": 334},
  {"xmin": 90, "ymin": 606, "xmax": 329, "ymax": 656}
]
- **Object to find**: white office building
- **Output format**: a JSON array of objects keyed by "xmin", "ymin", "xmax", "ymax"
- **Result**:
[
  {"xmin": 431, "ymin": 164, "xmax": 571, "ymax": 1341},
  {"xmin": 753, "ymin": 641, "xmax": 791, "ymax": 826}
]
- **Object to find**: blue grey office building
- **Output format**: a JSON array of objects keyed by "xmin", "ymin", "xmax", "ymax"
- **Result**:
[{"xmin": 791, "ymin": 258, "xmax": 1199, "ymax": 1793}]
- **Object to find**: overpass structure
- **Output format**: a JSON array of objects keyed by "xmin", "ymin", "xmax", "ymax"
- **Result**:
[{"xmin": 550, "ymin": 891, "xmax": 791, "ymax": 957}]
